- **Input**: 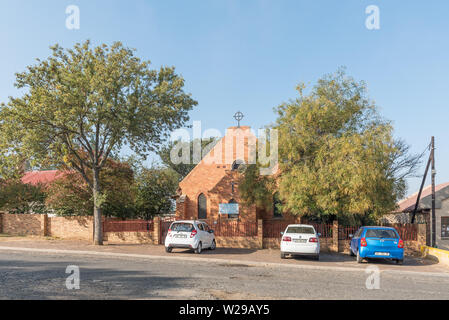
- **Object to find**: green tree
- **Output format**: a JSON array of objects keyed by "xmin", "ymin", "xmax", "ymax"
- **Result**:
[
  {"xmin": 0, "ymin": 179, "xmax": 48, "ymax": 214},
  {"xmin": 0, "ymin": 41, "xmax": 197, "ymax": 244},
  {"xmin": 45, "ymin": 158, "xmax": 135, "ymax": 218},
  {"xmin": 240, "ymin": 69, "xmax": 421, "ymax": 223},
  {"xmin": 158, "ymin": 137, "xmax": 219, "ymax": 180},
  {"xmin": 133, "ymin": 165, "xmax": 179, "ymax": 220}
]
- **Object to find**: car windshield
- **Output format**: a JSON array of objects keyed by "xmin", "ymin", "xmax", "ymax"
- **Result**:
[
  {"xmin": 171, "ymin": 223, "xmax": 194, "ymax": 232},
  {"xmin": 286, "ymin": 226, "xmax": 315, "ymax": 234},
  {"xmin": 365, "ymin": 229, "xmax": 398, "ymax": 239}
]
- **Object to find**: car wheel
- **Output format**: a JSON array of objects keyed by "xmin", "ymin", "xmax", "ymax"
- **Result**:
[
  {"xmin": 280, "ymin": 252, "xmax": 286, "ymax": 259},
  {"xmin": 195, "ymin": 242, "xmax": 202, "ymax": 254},
  {"xmin": 396, "ymin": 259, "xmax": 404, "ymax": 265},
  {"xmin": 349, "ymin": 248, "xmax": 355, "ymax": 256},
  {"xmin": 315, "ymin": 254, "xmax": 320, "ymax": 261},
  {"xmin": 356, "ymin": 250, "xmax": 363, "ymax": 263},
  {"xmin": 165, "ymin": 247, "xmax": 172, "ymax": 253},
  {"xmin": 210, "ymin": 240, "xmax": 216, "ymax": 250}
]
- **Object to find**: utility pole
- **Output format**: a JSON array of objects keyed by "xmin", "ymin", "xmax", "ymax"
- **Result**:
[
  {"xmin": 431, "ymin": 136, "xmax": 436, "ymax": 247},
  {"xmin": 411, "ymin": 137, "xmax": 437, "ymax": 248}
]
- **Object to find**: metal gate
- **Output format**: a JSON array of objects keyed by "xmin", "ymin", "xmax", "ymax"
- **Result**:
[{"xmin": 159, "ymin": 221, "xmax": 173, "ymax": 245}]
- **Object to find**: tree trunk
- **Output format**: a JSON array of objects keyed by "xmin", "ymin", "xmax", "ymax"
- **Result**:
[{"xmin": 92, "ymin": 168, "xmax": 103, "ymax": 245}]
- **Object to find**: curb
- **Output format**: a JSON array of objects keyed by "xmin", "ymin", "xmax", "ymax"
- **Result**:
[{"xmin": 0, "ymin": 245, "xmax": 448, "ymax": 278}]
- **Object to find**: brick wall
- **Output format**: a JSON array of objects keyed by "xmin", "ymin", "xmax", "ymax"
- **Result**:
[
  {"xmin": 1, "ymin": 213, "xmax": 43, "ymax": 236},
  {"xmin": 216, "ymin": 236, "xmax": 260, "ymax": 249},
  {"xmin": 48, "ymin": 216, "xmax": 94, "ymax": 240},
  {"xmin": 104, "ymin": 231, "xmax": 155, "ymax": 244},
  {"xmin": 0, "ymin": 213, "xmax": 428, "ymax": 255}
]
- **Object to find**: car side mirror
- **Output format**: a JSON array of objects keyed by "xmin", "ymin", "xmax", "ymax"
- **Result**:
[
  {"xmin": 349, "ymin": 234, "xmax": 354, "ymax": 238},
  {"xmin": 317, "ymin": 233, "xmax": 321, "ymax": 237},
  {"xmin": 280, "ymin": 232, "xmax": 284, "ymax": 236},
  {"xmin": 209, "ymin": 230, "xmax": 214, "ymax": 234}
]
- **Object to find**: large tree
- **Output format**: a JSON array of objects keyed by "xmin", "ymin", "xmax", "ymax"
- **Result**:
[
  {"xmin": 240, "ymin": 69, "xmax": 421, "ymax": 224},
  {"xmin": 45, "ymin": 158, "xmax": 135, "ymax": 218},
  {"xmin": 133, "ymin": 165, "xmax": 179, "ymax": 220},
  {"xmin": 0, "ymin": 41, "xmax": 197, "ymax": 244}
]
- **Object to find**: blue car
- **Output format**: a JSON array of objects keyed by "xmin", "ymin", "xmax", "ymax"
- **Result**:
[{"xmin": 349, "ymin": 226, "xmax": 404, "ymax": 265}]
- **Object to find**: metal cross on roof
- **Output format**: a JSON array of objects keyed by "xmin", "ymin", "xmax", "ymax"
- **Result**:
[{"xmin": 233, "ymin": 111, "xmax": 244, "ymax": 127}]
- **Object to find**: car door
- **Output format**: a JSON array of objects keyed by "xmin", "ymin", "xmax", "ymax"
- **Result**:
[
  {"xmin": 197, "ymin": 223, "xmax": 209, "ymax": 247},
  {"xmin": 202, "ymin": 223, "xmax": 213, "ymax": 247},
  {"xmin": 351, "ymin": 228, "xmax": 362, "ymax": 253}
]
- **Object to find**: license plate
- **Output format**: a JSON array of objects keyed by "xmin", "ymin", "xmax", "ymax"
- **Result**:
[
  {"xmin": 174, "ymin": 234, "xmax": 187, "ymax": 238},
  {"xmin": 294, "ymin": 239, "xmax": 307, "ymax": 243},
  {"xmin": 375, "ymin": 252, "xmax": 390, "ymax": 256}
]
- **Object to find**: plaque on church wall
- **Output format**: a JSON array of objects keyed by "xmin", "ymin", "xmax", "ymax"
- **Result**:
[{"xmin": 219, "ymin": 203, "xmax": 239, "ymax": 215}]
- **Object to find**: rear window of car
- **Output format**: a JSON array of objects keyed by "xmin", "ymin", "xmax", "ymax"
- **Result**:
[
  {"xmin": 171, "ymin": 223, "xmax": 194, "ymax": 232},
  {"xmin": 286, "ymin": 226, "xmax": 315, "ymax": 234},
  {"xmin": 365, "ymin": 229, "xmax": 398, "ymax": 239}
]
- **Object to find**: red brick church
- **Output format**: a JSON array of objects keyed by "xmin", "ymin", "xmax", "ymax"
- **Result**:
[{"xmin": 175, "ymin": 125, "xmax": 289, "ymax": 223}]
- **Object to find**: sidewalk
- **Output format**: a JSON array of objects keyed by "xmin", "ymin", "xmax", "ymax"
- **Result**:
[{"xmin": 0, "ymin": 235, "xmax": 447, "ymax": 275}]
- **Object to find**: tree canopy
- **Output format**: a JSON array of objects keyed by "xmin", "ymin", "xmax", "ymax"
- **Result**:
[
  {"xmin": 133, "ymin": 165, "xmax": 179, "ymax": 220},
  {"xmin": 240, "ymin": 69, "xmax": 421, "ymax": 224},
  {"xmin": 0, "ymin": 41, "xmax": 197, "ymax": 244}
]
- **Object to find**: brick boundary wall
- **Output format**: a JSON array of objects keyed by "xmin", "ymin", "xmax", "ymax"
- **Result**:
[
  {"xmin": 1, "ymin": 213, "xmax": 42, "ymax": 236},
  {"xmin": 0, "ymin": 214, "xmax": 427, "ymax": 255},
  {"xmin": 104, "ymin": 231, "xmax": 155, "ymax": 244}
]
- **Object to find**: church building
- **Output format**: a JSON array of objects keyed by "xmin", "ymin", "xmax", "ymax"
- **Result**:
[{"xmin": 174, "ymin": 125, "xmax": 284, "ymax": 223}]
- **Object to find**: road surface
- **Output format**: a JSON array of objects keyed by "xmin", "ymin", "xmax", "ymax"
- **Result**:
[{"xmin": 0, "ymin": 249, "xmax": 449, "ymax": 299}]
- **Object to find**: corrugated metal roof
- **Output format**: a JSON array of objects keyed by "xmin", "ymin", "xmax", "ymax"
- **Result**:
[
  {"xmin": 397, "ymin": 182, "xmax": 449, "ymax": 212},
  {"xmin": 21, "ymin": 170, "xmax": 63, "ymax": 186}
]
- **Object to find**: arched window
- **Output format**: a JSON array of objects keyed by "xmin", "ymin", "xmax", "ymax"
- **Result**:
[
  {"xmin": 232, "ymin": 159, "xmax": 245, "ymax": 171},
  {"xmin": 198, "ymin": 193, "xmax": 207, "ymax": 219}
]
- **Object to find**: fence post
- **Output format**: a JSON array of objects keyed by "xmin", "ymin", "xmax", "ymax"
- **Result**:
[
  {"xmin": 40, "ymin": 214, "xmax": 48, "ymax": 237},
  {"xmin": 153, "ymin": 217, "xmax": 161, "ymax": 245},
  {"xmin": 418, "ymin": 224, "xmax": 427, "ymax": 249},
  {"xmin": 0, "ymin": 212, "xmax": 3, "ymax": 234},
  {"xmin": 332, "ymin": 220, "xmax": 339, "ymax": 253},
  {"xmin": 258, "ymin": 219, "xmax": 263, "ymax": 249}
]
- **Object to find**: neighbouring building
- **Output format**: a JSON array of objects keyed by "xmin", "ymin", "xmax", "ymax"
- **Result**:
[
  {"xmin": 175, "ymin": 125, "xmax": 290, "ymax": 223},
  {"xmin": 381, "ymin": 182, "xmax": 449, "ymax": 250},
  {"xmin": 21, "ymin": 170, "xmax": 63, "ymax": 186}
]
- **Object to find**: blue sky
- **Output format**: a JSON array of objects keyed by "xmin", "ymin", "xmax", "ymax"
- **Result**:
[{"xmin": 0, "ymin": 0, "xmax": 448, "ymax": 197}]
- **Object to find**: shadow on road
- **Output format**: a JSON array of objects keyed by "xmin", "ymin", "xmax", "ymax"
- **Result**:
[{"xmin": 0, "ymin": 256, "xmax": 188, "ymax": 300}]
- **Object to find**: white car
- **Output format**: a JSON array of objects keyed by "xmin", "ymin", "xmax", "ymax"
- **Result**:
[
  {"xmin": 280, "ymin": 224, "xmax": 320, "ymax": 260},
  {"xmin": 165, "ymin": 220, "xmax": 216, "ymax": 254}
]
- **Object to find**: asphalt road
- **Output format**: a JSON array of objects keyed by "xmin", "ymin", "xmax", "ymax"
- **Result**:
[{"xmin": 1, "ymin": 250, "xmax": 449, "ymax": 300}]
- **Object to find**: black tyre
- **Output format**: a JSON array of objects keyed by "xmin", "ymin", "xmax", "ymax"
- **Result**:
[
  {"xmin": 315, "ymin": 254, "xmax": 320, "ymax": 261},
  {"xmin": 280, "ymin": 252, "xmax": 286, "ymax": 259},
  {"xmin": 195, "ymin": 242, "xmax": 202, "ymax": 254},
  {"xmin": 356, "ymin": 250, "xmax": 363, "ymax": 263},
  {"xmin": 396, "ymin": 259, "xmax": 404, "ymax": 265},
  {"xmin": 165, "ymin": 247, "xmax": 172, "ymax": 253},
  {"xmin": 210, "ymin": 240, "xmax": 216, "ymax": 250},
  {"xmin": 349, "ymin": 249, "xmax": 355, "ymax": 256}
]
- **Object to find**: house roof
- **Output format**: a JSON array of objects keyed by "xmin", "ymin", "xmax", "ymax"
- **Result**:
[
  {"xmin": 397, "ymin": 182, "xmax": 449, "ymax": 212},
  {"xmin": 179, "ymin": 126, "xmax": 258, "ymax": 192},
  {"xmin": 21, "ymin": 170, "xmax": 63, "ymax": 186}
]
